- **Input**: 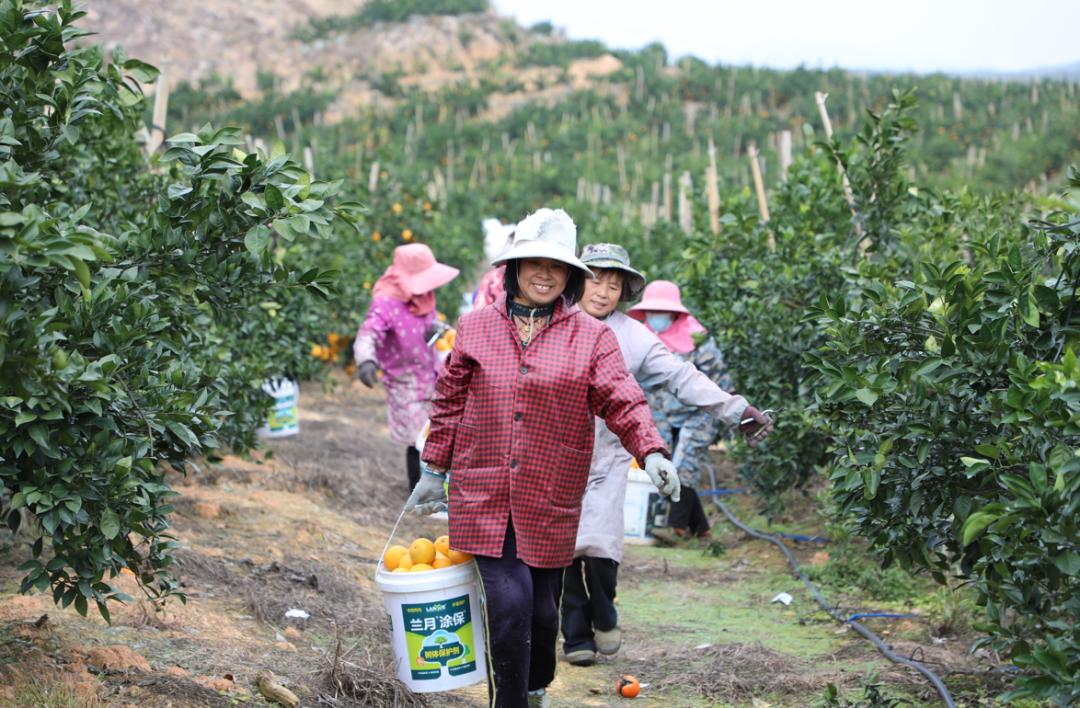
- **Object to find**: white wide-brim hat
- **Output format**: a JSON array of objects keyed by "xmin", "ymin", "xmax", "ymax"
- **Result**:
[{"xmin": 492, "ymin": 208, "xmax": 593, "ymax": 275}]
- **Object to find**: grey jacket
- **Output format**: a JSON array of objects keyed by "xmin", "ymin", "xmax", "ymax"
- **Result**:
[{"xmin": 574, "ymin": 310, "xmax": 748, "ymax": 562}]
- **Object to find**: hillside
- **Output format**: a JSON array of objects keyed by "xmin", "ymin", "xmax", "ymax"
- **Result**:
[{"xmin": 81, "ymin": 0, "xmax": 561, "ymax": 118}]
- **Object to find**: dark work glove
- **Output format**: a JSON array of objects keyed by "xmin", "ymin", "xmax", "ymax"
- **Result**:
[
  {"xmin": 356, "ymin": 360, "xmax": 378, "ymax": 388},
  {"xmin": 424, "ymin": 320, "xmax": 449, "ymax": 345}
]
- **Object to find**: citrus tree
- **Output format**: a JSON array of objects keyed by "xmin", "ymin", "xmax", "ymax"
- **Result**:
[{"xmin": 0, "ymin": 0, "xmax": 357, "ymax": 618}]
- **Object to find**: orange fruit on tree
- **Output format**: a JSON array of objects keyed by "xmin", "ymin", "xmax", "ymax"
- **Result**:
[
  {"xmin": 402, "ymin": 228, "xmax": 413, "ymax": 242},
  {"xmin": 616, "ymin": 675, "xmax": 640, "ymax": 698},
  {"xmin": 396, "ymin": 553, "xmax": 414, "ymax": 571},
  {"xmin": 371, "ymin": 231, "xmax": 381, "ymax": 242},
  {"xmin": 432, "ymin": 553, "xmax": 452, "ymax": 569},
  {"xmin": 391, "ymin": 202, "xmax": 402, "ymax": 214},
  {"xmin": 410, "ymin": 538, "xmax": 436, "ymax": 565},
  {"xmin": 447, "ymin": 548, "xmax": 473, "ymax": 565},
  {"xmin": 434, "ymin": 535, "xmax": 451, "ymax": 557},
  {"xmin": 383, "ymin": 545, "xmax": 409, "ymax": 571}
]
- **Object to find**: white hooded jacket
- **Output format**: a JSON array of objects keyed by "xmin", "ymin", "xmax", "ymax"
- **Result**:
[{"xmin": 574, "ymin": 310, "xmax": 748, "ymax": 562}]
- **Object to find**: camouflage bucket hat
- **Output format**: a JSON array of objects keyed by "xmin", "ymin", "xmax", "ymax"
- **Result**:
[{"xmin": 580, "ymin": 243, "xmax": 647, "ymax": 302}]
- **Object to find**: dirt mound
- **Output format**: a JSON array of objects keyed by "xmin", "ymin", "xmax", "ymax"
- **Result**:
[{"xmin": 79, "ymin": 644, "xmax": 152, "ymax": 673}]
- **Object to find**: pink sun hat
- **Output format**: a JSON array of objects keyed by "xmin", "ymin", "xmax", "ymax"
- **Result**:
[
  {"xmin": 393, "ymin": 243, "xmax": 460, "ymax": 295},
  {"xmin": 628, "ymin": 280, "xmax": 706, "ymax": 354},
  {"xmin": 627, "ymin": 280, "xmax": 690, "ymax": 315}
]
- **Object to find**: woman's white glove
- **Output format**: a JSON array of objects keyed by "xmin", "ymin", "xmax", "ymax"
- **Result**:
[
  {"xmin": 644, "ymin": 453, "xmax": 681, "ymax": 502},
  {"xmin": 405, "ymin": 469, "xmax": 448, "ymax": 515}
]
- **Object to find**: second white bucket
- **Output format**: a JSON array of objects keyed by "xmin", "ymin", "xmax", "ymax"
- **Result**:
[
  {"xmin": 624, "ymin": 467, "xmax": 664, "ymax": 545},
  {"xmin": 375, "ymin": 561, "xmax": 487, "ymax": 693},
  {"xmin": 257, "ymin": 378, "xmax": 299, "ymax": 438}
]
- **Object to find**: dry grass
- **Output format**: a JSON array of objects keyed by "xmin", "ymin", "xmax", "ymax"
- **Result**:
[
  {"xmin": 628, "ymin": 642, "xmax": 834, "ymax": 700},
  {"xmin": 315, "ymin": 628, "xmax": 429, "ymax": 708}
]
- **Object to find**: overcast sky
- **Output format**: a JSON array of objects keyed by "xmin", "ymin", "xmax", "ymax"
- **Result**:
[{"xmin": 492, "ymin": 0, "xmax": 1080, "ymax": 75}]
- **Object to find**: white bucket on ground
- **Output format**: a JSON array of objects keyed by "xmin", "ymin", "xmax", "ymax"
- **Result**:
[
  {"xmin": 375, "ymin": 561, "xmax": 487, "ymax": 693},
  {"xmin": 624, "ymin": 467, "xmax": 665, "ymax": 545},
  {"xmin": 257, "ymin": 378, "xmax": 299, "ymax": 438}
]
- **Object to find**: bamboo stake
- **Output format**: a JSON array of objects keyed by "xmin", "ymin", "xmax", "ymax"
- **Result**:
[
  {"xmin": 748, "ymin": 143, "xmax": 773, "ymax": 251},
  {"xmin": 779, "ymin": 130, "xmax": 793, "ymax": 181},
  {"xmin": 662, "ymin": 155, "xmax": 673, "ymax": 221},
  {"xmin": 705, "ymin": 137, "xmax": 720, "ymax": 236},
  {"xmin": 147, "ymin": 69, "xmax": 169, "ymax": 155},
  {"xmin": 303, "ymin": 146, "xmax": 314, "ymax": 174},
  {"xmin": 815, "ymin": 92, "xmax": 864, "ymax": 247},
  {"xmin": 678, "ymin": 171, "xmax": 693, "ymax": 234},
  {"xmin": 368, "ymin": 161, "xmax": 380, "ymax": 192}
]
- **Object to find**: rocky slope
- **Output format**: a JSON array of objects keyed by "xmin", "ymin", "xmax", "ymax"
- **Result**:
[{"xmin": 83, "ymin": 1, "xmax": 527, "ymax": 96}]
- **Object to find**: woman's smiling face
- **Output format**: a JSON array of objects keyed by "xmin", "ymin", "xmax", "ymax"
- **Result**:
[
  {"xmin": 581, "ymin": 269, "xmax": 624, "ymax": 318},
  {"xmin": 515, "ymin": 258, "xmax": 569, "ymax": 306}
]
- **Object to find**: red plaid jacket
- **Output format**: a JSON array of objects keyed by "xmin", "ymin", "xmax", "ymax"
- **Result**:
[{"xmin": 422, "ymin": 293, "xmax": 668, "ymax": 568}]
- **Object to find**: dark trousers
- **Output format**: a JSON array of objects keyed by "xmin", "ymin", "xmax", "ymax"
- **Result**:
[
  {"xmin": 405, "ymin": 445, "xmax": 420, "ymax": 491},
  {"xmin": 560, "ymin": 556, "xmax": 619, "ymax": 653},
  {"xmin": 475, "ymin": 523, "xmax": 564, "ymax": 707},
  {"xmin": 666, "ymin": 484, "xmax": 711, "ymax": 536}
]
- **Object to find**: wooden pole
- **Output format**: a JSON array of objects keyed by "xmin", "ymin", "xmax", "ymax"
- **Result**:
[
  {"xmin": 815, "ymin": 91, "xmax": 864, "ymax": 247},
  {"xmin": 147, "ymin": 69, "xmax": 169, "ymax": 155},
  {"xmin": 748, "ymin": 143, "xmax": 770, "ymax": 225},
  {"xmin": 779, "ymin": 130, "xmax": 793, "ymax": 181},
  {"xmin": 706, "ymin": 137, "xmax": 721, "ymax": 236},
  {"xmin": 678, "ymin": 171, "xmax": 693, "ymax": 235},
  {"xmin": 368, "ymin": 161, "xmax": 380, "ymax": 192}
]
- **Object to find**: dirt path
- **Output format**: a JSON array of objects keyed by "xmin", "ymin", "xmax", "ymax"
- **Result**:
[{"xmin": 0, "ymin": 375, "xmax": 994, "ymax": 706}]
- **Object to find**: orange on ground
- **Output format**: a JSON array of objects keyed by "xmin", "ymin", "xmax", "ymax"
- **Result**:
[
  {"xmin": 447, "ymin": 548, "xmax": 473, "ymax": 565},
  {"xmin": 383, "ymin": 545, "xmax": 409, "ymax": 571},
  {"xmin": 434, "ymin": 535, "xmax": 451, "ymax": 557},
  {"xmin": 410, "ymin": 563, "xmax": 433, "ymax": 572},
  {"xmin": 616, "ymin": 675, "xmax": 640, "ymax": 698},
  {"xmin": 410, "ymin": 538, "xmax": 436, "ymax": 565}
]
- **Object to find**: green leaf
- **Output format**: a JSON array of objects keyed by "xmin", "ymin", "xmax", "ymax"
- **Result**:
[
  {"xmin": 244, "ymin": 225, "xmax": 271, "ymax": 255},
  {"xmin": 167, "ymin": 183, "xmax": 192, "ymax": 200},
  {"xmin": 264, "ymin": 185, "xmax": 284, "ymax": 211},
  {"xmin": 854, "ymin": 388, "xmax": 878, "ymax": 406},
  {"xmin": 862, "ymin": 468, "xmax": 880, "ymax": 499},
  {"xmin": 1051, "ymin": 551, "xmax": 1080, "ymax": 575},
  {"xmin": 100, "ymin": 508, "xmax": 120, "ymax": 540},
  {"xmin": 961, "ymin": 511, "xmax": 998, "ymax": 546},
  {"xmin": 122, "ymin": 58, "xmax": 160, "ymax": 83},
  {"xmin": 166, "ymin": 421, "xmax": 199, "ymax": 448},
  {"xmin": 960, "ymin": 456, "xmax": 990, "ymax": 477}
]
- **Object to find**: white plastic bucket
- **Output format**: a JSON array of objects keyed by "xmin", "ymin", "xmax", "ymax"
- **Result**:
[
  {"xmin": 624, "ymin": 468, "xmax": 664, "ymax": 545},
  {"xmin": 375, "ymin": 560, "xmax": 487, "ymax": 693},
  {"xmin": 257, "ymin": 378, "xmax": 299, "ymax": 438}
]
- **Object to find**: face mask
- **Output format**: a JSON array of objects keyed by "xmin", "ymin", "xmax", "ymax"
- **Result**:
[{"xmin": 646, "ymin": 313, "xmax": 675, "ymax": 333}]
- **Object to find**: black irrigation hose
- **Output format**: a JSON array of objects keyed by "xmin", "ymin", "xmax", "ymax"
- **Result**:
[{"xmin": 706, "ymin": 472, "xmax": 956, "ymax": 707}]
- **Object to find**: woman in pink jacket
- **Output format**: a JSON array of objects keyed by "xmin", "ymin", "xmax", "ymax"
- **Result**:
[
  {"xmin": 353, "ymin": 243, "xmax": 459, "ymax": 490},
  {"xmin": 406, "ymin": 209, "xmax": 680, "ymax": 708}
]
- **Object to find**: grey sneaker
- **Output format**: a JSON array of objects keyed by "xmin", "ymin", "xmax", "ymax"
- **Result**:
[
  {"xmin": 595, "ymin": 626, "xmax": 622, "ymax": 655},
  {"xmin": 527, "ymin": 688, "xmax": 551, "ymax": 708},
  {"xmin": 563, "ymin": 648, "xmax": 596, "ymax": 666}
]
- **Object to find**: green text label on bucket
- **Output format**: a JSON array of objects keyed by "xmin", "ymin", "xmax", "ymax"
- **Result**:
[{"xmin": 403, "ymin": 594, "xmax": 478, "ymax": 680}]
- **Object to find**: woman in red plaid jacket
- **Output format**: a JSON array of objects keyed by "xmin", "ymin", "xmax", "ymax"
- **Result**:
[{"xmin": 407, "ymin": 208, "xmax": 681, "ymax": 708}]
